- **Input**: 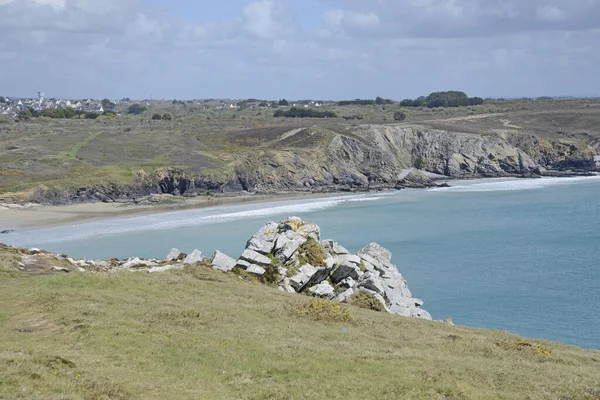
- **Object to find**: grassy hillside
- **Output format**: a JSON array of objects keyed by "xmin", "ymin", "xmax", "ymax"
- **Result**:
[
  {"xmin": 1, "ymin": 99, "xmax": 599, "ymax": 200},
  {"xmin": 1, "ymin": 256, "xmax": 599, "ymax": 399}
]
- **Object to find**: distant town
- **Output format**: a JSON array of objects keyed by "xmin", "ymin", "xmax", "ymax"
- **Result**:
[{"xmin": 1, "ymin": 92, "xmax": 598, "ymax": 120}]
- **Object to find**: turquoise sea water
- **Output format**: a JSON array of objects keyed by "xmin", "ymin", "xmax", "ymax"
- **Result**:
[{"xmin": 4, "ymin": 176, "xmax": 600, "ymax": 349}]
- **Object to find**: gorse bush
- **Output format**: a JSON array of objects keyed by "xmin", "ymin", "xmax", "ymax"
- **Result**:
[
  {"xmin": 290, "ymin": 298, "xmax": 352, "ymax": 323},
  {"xmin": 348, "ymin": 291, "xmax": 385, "ymax": 312}
]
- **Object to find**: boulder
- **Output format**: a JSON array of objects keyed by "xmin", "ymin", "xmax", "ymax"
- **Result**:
[
  {"xmin": 246, "ymin": 222, "xmax": 278, "ymax": 254},
  {"xmin": 333, "ymin": 288, "xmax": 355, "ymax": 303},
  {"xmin": 165, "ymin": 248, "xmax": 181, "ymax": 261},
  {"xmin": 305, "ymin": 267, "xmax": 333, "ymax": 289},
  {"xmin": 183, "ymin": 250, "xmax": 203, "ymax": 265},
  {"xmin": 148, "ymin": 265, "xmax": 184, "ymax": 273},
  {"xmin": 335, "ymin": 254, "xmax": 361, "ymax": 266},
  {"xmin": 246, "ymin": 265, "xmax": 266, "ymax": 275},
  {"xmin": 274, "ymin": 231, "xmax": 307, "ymax": 262},
  {"xmin": 333, "ymin": 243, "xmax": 349, "ymax": 255},
  {"xmin": 330, "ymin": 263, "xmax": 361, "ymax": 284},
  {"xmin": 240, "ymin": 249, "xmax": 272, "ymax": 266},
  {"xmin": 338, "ymin": 277, "xmax": 356, "ymax": 289},
  {"xmin": 51, "ymin": 266, "xmax": 70, "ymax": 273},
  {"xmin": 309, "ymin": 281, "xmax": 335, "ymax": 299},
  {"xmin": 288, "ymin": 265, "xmax": 318, "ymax": 292},
  {"xmin": 357, "ymin": 271, "xmax": 386, "ymax": 296},
  {"xmin": 358, "ymin": 243, "xmax": 393, "ymax": 268},
  {"xmin": 282, "ymin": 277, "xmax": 296, "ymax": 293},
  {"xmin": 211, "ymin": 250, "xmax": 236, "ymax": 272},
  {"xmin": 236, "ymin": 259, "xmax": 252, "ymax": 269},
  {"xmin": 122, "ymin": 257, "xmax": 153, "ymax": 269}
]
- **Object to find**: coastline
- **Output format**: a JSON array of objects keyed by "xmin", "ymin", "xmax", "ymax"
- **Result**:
[
  {"xmin": 2, "ymin": 173, "xmax": 598, "ymax": 232},
  {"xmin": 0, "ymin": 191, "xmax": 364, "ymax": 231}
]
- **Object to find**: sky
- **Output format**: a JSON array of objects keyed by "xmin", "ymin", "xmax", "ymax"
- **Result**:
[{"xmin": 1, "ymin": 0, "xmax": 599, "ymax": 100}]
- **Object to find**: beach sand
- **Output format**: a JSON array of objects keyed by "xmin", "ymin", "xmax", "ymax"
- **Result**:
[{"xmin": 0, "ymin": 192, "xmax": 354, "ymax": 231}]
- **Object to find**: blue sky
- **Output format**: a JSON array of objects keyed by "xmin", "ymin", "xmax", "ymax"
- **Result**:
[{"xmin": 1, "ymin": 0, "xmax": 599, "ymax": 100}]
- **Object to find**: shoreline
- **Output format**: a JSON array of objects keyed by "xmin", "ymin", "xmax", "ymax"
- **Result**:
[
  {"xmin": 1, "ymin": 174, "xmax": 598, "ymax": 232},
  {"xmin": 0, "ymin": 191, "xmax": 365, "ymax": 231}
]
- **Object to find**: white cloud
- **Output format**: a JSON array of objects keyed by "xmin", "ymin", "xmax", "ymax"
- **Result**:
[
  {"xmin": 31, "ymin": 0, "xmax": 66, "ymax": 12},
  {"xmin": 241, "ymin": 0, "xmax": 295, "ymax": 39},
  {"xmin": 343, "ymin": 11, "xmax": 380, "ymax": 30},
  {"xmin": 535, "ymin": 5, "xmax": 567, "ymax": 22}
]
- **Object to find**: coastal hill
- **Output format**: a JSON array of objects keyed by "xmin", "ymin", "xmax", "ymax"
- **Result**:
[
  {"xmin": 1, "ymin": 217, "xmax": 599, "ymax": 399},
  {"xmin": 0, "ymin": 99, "xmax": 599, "ymax": 204}
]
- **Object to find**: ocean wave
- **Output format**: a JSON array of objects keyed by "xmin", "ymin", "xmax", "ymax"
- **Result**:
[
  {"xmin": 429, "ymin": 176, "xmax": 600, "ymax": 193},
  {"xmin": 6, "ymin": 196, "xmax": 361, "ymax": 245}
]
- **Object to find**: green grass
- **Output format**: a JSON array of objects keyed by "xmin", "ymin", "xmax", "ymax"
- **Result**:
[
  {"xmin": 66, "ymin": 131, "xmax": 103, "ymax": 159},
  {"xmin": 1, "ymin": 99, "xmax": 599, "ymax": 199},
  {"xmin": 0, "ymin": 253, "xmax": 599, "ymax": 399}
]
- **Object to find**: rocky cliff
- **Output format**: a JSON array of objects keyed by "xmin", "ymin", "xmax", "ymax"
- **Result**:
[
  {"xmin": 3, "ymin": 217, "xmax": 431, "ymax": 320},
  {"xmin": 25, "ymin": 123, "xmax": 598, "ymax": 204}
]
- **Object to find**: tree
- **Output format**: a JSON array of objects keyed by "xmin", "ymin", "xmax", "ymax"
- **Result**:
[
  {"xmin": 128, "ymin": 104, "xmax": 147, "ymax": 115},
  {"xmin": 101, "ymin": 98, "xmax": 116, "ymax": 109},
  {"xmin": 468, "ymin": 97, "xmax": 484, "ymax": 106},
  {"xmin": 278, "ymin": 99, "xmax": 289, "ymax": 106},
  {"xmin": 151, "ymin": 113, "xmax": 162, "ymax": 120},
  {"xmin": 426, "ymin": 91, "xmax": 468, "ymax": 108},
  {"xmin": 394, "ymin": 111, "xmax": 406, "ymax": 121},
  {"xmin": 273, "ymin": 107, "xmax": 336, "ymax": 118},
  {"xmin": 0, "ymin": 96, "xmax": 6, "ymax": 103}
]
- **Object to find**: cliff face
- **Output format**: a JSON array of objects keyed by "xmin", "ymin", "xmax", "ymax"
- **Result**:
[
  {"xmin": 228, "ymin": 125, "xmax": 540, "ymax": 193},
  {"xmin": 25, "ymin": 123, "xmax": 598, "ymax": 203}
]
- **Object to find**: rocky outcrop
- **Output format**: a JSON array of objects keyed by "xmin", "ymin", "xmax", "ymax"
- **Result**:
[
  {"xmin": 2, "ymin": 217, "xmax": 430, "ymax": 320},
  {"xmin": 233, "ymin": 217, "xmax": 431, "ymax": 320}
]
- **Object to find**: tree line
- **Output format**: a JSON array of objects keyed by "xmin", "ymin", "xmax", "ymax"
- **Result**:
[
  {"xmin": 400, "ymin": 91, "xmax": 484, "ymax": 108},
  {"xmin": 338, "ymin": 97, "xmax": 394, "ymax": 106},
  {"xmin": 273, "ymin": 107, "xmax": 336, "ymax": 118}
]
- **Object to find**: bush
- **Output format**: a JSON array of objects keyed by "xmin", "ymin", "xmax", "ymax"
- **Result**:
[
  {"xmin": 102, "ymin": 111, "xmax": 116, "ymax": 118},
  {"xmin": 296, "ymin": 238, "xmax": 327, "ymax": 268},
  {"xmin": 273, "ymin": 107, "xmax": 336, "ymax": 118},
  {"xmin": 162, "ymin": 113, "xmax": 172, "ymax": 121},
  {"xmin": 394, "ymin": 111, "xmax": 406, "ymax": 121},
  {"xmin": 348, "ymin": 291, "xmax": 385, "ymax": 312},
  {"xmin": 84, "ymin": 112, "xmax": 99, "ymax": 120},
  {"xmin": 290, "ymin": 298, "xmax": 352, "ymax": 323},
  {"xmin": 151, "ymin": 113, "xmax": 162, "ymax": 120},
  {"xmin": 41, "ymin": 108, "xmax": 75, "ymax": 119},
  {"xmin": 127, "ymin": 104, "xmax": 147, "ymax": 115}
]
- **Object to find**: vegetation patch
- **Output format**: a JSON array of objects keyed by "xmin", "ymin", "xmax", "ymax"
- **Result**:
[
  {"xmin": 496, "ymin": 339, "xmax": 552, "ymax": 357},
  {"xmin": 296, "ymin": 238, "xmax": 327, "ymax": 268},
  {"xmin": 290, "ymin": 298, "xmax": 352, "ymax": 323},
  {"xmin": 348, "ymin": 291, "xmax": 386, "ymax": 312}
]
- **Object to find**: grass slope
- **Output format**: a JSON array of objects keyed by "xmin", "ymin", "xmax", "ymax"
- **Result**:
[
  {"xmin": 1, "ymin": 99, "xmax": 599, "ymax": 198},
  {"xmin": 0, "ymin": 263, "xmax": 599, "ymax": 400}
]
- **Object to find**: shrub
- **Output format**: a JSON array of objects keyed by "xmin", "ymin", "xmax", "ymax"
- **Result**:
[
  {"xmin": 102, "ymin": 111, "xmax": 116, "ymax": 118},
  {"xmin": 496, "ymin": 339, "xmax": 552, "ymax": 356},
  {"xmin": 348, "ymin": 291, "xmax": 385, "ymax": 312},
  {"xmin": 162, "ymin": 113, "xmax": 172, "ymax": 121},
  {"xmin": 151, "ymin": 113, "xmax": 162, "ymax": 120},
  {"xmin": 290, "ymin": 298, "xmax": 352, "ymax": 323},
  {"xmin": 84, "ymin": 112, "xmax": 99, "ymax": 120},
  {"xmin": 127, "ymin": 104, "xmax": 147, "ymax": 115},
  {"xmin": 296, "ymin": 238, "xmax": 327, "ymax": 268},
  {"xmin": 273, "ymin": 107, "xmax": 336, "ymax": 118},
  {"xmin": 394, "ymin": 111, "xmax": 406, "ymax": 121}
]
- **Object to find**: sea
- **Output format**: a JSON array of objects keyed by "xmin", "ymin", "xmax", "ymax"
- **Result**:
[{"xmin": 3, "ymin": 176, "xmax": 600, "ymax": 350}]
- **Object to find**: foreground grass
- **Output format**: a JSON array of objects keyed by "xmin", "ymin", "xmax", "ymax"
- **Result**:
[{"xmin": 0, "ymin": 265, "xmax": 599, "ymax": 399}]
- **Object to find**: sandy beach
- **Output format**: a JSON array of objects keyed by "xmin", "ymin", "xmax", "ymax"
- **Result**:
[{"xmin": 0, "ymin": 192, "xmax": 358, "ymax": 231}]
